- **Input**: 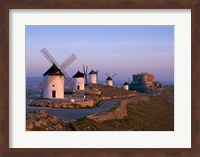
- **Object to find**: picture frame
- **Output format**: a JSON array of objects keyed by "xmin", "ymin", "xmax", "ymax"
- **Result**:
[{"xmin": 0, "ymin": 0, "xmax": 199, "ymax": 157}]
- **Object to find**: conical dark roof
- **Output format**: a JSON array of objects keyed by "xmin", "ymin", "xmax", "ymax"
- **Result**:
[
  {"xmin": 106, "ymin": 76, "xmax": 112, "ymax": 80},
  {"xmin": 73, "ymin": 71, "xmax": 84, "ymax": 78},
  {"xmin": 89, "ymin": 70, "xmax": 97, "ymax": 75},
  {"xmin": 43, "ymin": 64, "xmax": 63, "ymax": 76},
  {"xmin": 123, "ymin": 82, "xmax": 129, "ymax": 85}
]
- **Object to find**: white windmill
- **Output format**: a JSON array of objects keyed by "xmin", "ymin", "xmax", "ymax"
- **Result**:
[
  {"xmin": 73, "ymin": 71, "xmax": 85, "ymax": 90},
  {"xmin": 123, "ymin": 78, "xmax": 130, "ymax": 90},
  {"xmin": 105, "ymin": 73, "xmax": 116, "ymax": 86},
  {"xmin": 123, "ymin": 82, "xmax": 129, "ymax": 90},
  {"xmin": 40, "ymin": 48, "xmax": 77, "ymax": 99},
  {"xmin": 89, "ymin": 70, "xmax": 97, "ymax": 84}
]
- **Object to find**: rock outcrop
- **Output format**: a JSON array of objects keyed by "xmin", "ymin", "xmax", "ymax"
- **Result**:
[
  {"xmin": 30, "ymin": 100, "xmax": 94, "ymax": 109},
  {"xmin": 26, "ymin": 110, "xmax": 67, "ymax": 131}
]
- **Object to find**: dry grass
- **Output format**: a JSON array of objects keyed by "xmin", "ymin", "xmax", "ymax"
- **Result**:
[
  {"xmin": 26, "ymin": 110, "xmax": 69, "ymax": 131},
  {"xmin": 86, "ymin": 84, "xmax": 138, "ymax": 101},
  {"xmin": 71, "ymin": 87, "xmax": 174, "ymax": 131},
  {"xmin": 27, "ymin": 86, "xmax": 174, "ymax": 131}
]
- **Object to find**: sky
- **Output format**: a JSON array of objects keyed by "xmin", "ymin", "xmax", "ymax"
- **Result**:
[{"xmin": 26, "ymin": 26, "xmax": 174, "ymax": 84}]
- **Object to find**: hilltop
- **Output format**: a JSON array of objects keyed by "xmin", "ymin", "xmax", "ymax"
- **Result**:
[
  {"xmin": 26, "ymin": 86, "xmax": 174, "ymax": 131},
  {"xmin": 83, "ymin": 83, "xmax": 138, "ymax": 102},
  {"xmin": 70, "ymin": 86, "xmax": 174, "ymax": 131}
]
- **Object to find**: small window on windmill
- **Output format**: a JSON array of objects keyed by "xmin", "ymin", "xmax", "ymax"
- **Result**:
[{"xmin": 53, "ymin": 85, "xmax": 55, "ymax": 87}]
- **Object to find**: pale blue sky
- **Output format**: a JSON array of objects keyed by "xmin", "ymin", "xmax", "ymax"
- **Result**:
[{"xmin": 26, "ymin": 26, "xmax": 174, "ymax": 84}]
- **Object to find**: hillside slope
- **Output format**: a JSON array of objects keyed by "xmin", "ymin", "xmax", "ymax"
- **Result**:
[{"xmin": 71, "ymin": 87, "xmax": 174, "ymax": 131}]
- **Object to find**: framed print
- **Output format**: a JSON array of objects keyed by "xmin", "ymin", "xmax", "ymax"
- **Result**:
[{"xmin": 0, "ymin": 0, "xmax": 200, "ymax": 157}]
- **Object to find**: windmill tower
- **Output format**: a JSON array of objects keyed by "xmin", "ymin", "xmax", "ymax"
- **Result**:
[
  {"xmin": 89, "ymin": 70, "xmax": 97, "ymax": 84},
  {"xmin": 123, "ymin": 82, "xmax": 129, "ymax": 90},
  {"xmin": 105, "ymin": 73, "xmax": 116, "ymax": 86},
  {"xmin": 73, "ymin": 71, "xmax": 85, "ymax": 90},
  {"xmin": 123, "ymin": 78, "xmax": 130, "ymax": 90},
  {"xmin": 40, "ymin": 48, "xmax": 77, "ymax": 99}
]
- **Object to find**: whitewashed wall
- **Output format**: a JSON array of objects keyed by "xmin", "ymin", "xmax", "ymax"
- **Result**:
[{"xmin": 43, "ymin": 76, "xmax": 64, "ymax": 98}]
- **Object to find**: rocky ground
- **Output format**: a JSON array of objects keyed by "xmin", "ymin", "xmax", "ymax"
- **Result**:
[
  {"xmin": 27, "ymin": 83, "xmax": 138, "ymax": 109},
  {"xmin": 71, "ymin": 86, "xmax": 174, "ymax": 131},
  {"xmin": 26, "ymin": 110, "xmax": 68, "ymax": 131},
  {"xmin": 26, "ymin": 86, "xmax": 173, "ymax": 131}
]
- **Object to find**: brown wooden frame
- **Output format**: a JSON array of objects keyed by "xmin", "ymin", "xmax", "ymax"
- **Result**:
[{"xmin": 0, "ymin": 0, "xmax": 199, "ymax": 157}]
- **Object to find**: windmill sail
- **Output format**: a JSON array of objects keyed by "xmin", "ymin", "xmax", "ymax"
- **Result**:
[
  {"xmin": 41, "ymin": 48, "xmax": 60, "ymax": 68},
  {"xmin": 105, "ymin": 72, "xmax": 117, "ymax": 85},
  {"xmin": 60, "ymin": 53, "xmax": 77, "ymax": 70},
  {"xmin": 83, "ymin": 64, "xmax": 88, "ymax": 84},
  {"xmin": 61, "ymin": 70, "xmax": 75, "ymax": 89},
  {"xmin": 40, "ymin": 48, "xmax": 77, "ymax": 97},
  {"xmin": 112, "ymin": 73, "xmax": 116, "ymax": 78}
]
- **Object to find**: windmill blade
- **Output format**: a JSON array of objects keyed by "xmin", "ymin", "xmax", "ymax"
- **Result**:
[
  {"xmin": 83, "ymin": 64, "xmax": 86, "ymax": 73},
  {"xmin": 112, "ymin": 73, "xmax": 116, "ymax": 78},
  {"xmin": 83, "ymin": 64, "xmax": 87, "ymax": 76},
  {"xmin": 60, "ymin": 53, "xmax": 77, "ymax": 70},
  {"xmin": 86, "ymin": 65, "xmax": 88, "ymax": 74},
  {"xmin": 64, "ymin": 77, "xmax": 75, "ymax": 89},
  {"xmin": 61, "ymin": 70, "xmax": 71, "ymax": 83},
  {"xmin": 61, "ymin": 70, "xmax": 75, "ymax": 89},
  {"xmin": 83, "ymin": 64, "xmax": 88, "ymax": 84},
  {"xmin": 41, "ymin": 48, "xmax": 60, "ymax": 68},
  {"xmin": 105, "ymin": 73, "xmax": 109, "ymax": 77}
]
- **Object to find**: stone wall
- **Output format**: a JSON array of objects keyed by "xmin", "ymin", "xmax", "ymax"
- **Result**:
[{"xmin": 30, "ymin": 100, "xmax": 94, "ymax": 109}]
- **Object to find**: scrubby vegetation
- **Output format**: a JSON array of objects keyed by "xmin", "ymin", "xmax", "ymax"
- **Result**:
[
  {"xmin": 71, "ymin": 87, "xmax": 174, "ymax": 131},
  {"xmin": 86, "ymin": 83, "xmax": 138, "ymax": 101},
  {"xmin": 27, "ymin": 86, "xmax": 174, "ymax": 131},
  {"xmin": 26, "ymin": 110, "xmax": 69, "ymax": 131}
]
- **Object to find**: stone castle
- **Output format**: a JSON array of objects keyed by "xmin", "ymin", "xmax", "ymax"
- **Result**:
[{"xmin": 129, "ymin": 72, "xmax": 163, "ymax": 93}]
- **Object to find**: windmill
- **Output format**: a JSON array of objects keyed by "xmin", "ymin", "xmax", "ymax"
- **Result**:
[
  {"xmin": 40, "ymin": 48, "xmax": 77, "ymax": 99},
  {"xmin": 123, "ymin": 82, "xmax": 129, "ymax": 90},
  {"xmin": 89, "ymin": 69, "xmax": 99, "ymax": 84},
  {"xmin": 83, "ymin": 64, "xmax": 88, "ymax": 85},
  {"xmin": 105, "ymin": 73, "xmax": 116, "ymax": 86},
  {"xmin": 73, "ymin": 71, "xmax": 85, "ymax": 90}
]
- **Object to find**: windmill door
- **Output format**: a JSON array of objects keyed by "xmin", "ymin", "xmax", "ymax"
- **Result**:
[{"xmin": 52, "ymin": 90, "xmax": 56, "ymax": 98}]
